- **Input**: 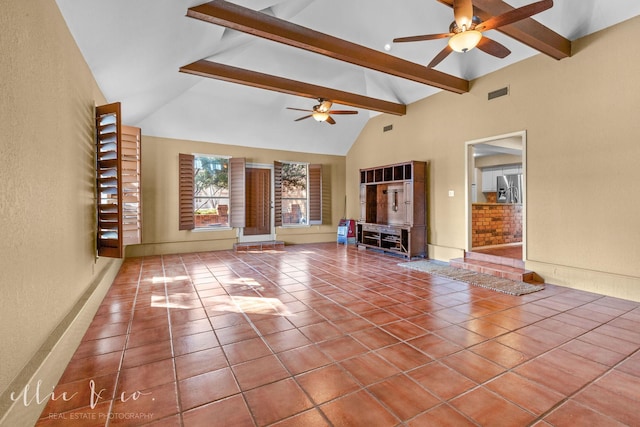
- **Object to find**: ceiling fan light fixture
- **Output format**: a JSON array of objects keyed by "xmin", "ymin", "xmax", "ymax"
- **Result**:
[
  {"xmin": 448, "ymin": 30, "xmax": 482, "ymax": 53},
  {"xmin": 312, "ymin": 111, "xmax": 330, "ymax": 122},
  {"xmin": 317, "ymin": 99, "xmax": 333, "ymax": 112}
]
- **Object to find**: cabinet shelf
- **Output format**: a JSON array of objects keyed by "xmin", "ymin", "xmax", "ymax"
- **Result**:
[
  {"xmin": 356, "ymin": 160, "xmax": 427, "ymax": 259},
  {"xmin": 359, "ymin": 161, "xmax": 420, "ymax": 184}
]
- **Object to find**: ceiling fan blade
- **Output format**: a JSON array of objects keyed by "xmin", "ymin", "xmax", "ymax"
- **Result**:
[
  {"xmin": 453, "ymin": 0, "xmax": 474, "ymax": 29},
  {"xmin": 326, "ymin": 116, "xmax": 336, "ymax": 125},
  {"xmin": 294, "ymin": 115, "xmax": 313, "ymax": 122},
  {"xmin": 476, "ymin": 36, "xmax": 511, "ymax": 58},
  {"xmin": 427, "ymin": 45, "xmax": 453, "ymax": 68},
  {"xmin": 393, "ymin": 32, "xmax": 453, "ymax": 43},
  {"xmin": 287, "ymin": 107, "xmax": 313, "ymax": 112},
  {"xmin": 478, "ymin": 0, "xmax": 553, "ymax": 32},
  {"xmin": 328, "ymin": 110, "xmax": 358, "ymax": 115}
]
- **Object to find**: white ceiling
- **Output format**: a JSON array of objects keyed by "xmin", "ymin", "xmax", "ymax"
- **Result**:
[{"xmin": 55, "ymin": 0, "xmax": 640, "ymax": 155}]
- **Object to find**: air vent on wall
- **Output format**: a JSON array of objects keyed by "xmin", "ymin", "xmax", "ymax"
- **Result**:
[
  {"xmin": 383, "ymin": 124, "xmax": 393, "ymax": 132},
  {"xmin": 488, "ymin": 86, "xmax": 509, "ymax": 100}
]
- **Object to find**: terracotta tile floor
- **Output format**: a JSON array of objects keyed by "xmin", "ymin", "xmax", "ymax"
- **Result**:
[{"xmin": 37, "ymin": 243, "xmax": 640, "ymax": 426}]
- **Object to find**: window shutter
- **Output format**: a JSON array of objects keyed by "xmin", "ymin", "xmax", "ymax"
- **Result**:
[
  {"xmin": 308, "ymin": 164, "xmax": 322, "ymax": 225},
  {"xmin": 179, "ymin": 153, "xmax": 195, "ymax": 230},
  {"xmin": 273, "ymin": 161, "xmax": 282, "ymax": 227},
  {"xmin": 229, "ymin": 157, "xmax": 246, "ymax": 228},
  {"xmin": 96, "ymin": 102, "xmax": 141, "ymax": 258},
  {"xmin": 121, "ymin": 125, "xmax": 142, "ymax": 245}
]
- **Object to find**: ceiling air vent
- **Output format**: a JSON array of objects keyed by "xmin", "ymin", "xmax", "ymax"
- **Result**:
[
  {"xmin": 488, "ymin": 86, "xmax": 509, "ymax": 100},
  {"xmin": 383, "ymin": 124, "xmax": 393, "ymax": 132}
]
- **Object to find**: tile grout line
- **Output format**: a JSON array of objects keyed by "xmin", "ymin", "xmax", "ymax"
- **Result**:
[
  {"xmin": 188, "ymin": 251, "xmax": 260, "ymax": 427},
  {"xmin": 103, "ymin": 258, "xmax": 144, "ymax": 427}
]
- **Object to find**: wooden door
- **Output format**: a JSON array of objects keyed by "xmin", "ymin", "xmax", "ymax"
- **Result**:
[{"xmin": 244, "ymin": 167, "xmax": 271, "ymax": 236}]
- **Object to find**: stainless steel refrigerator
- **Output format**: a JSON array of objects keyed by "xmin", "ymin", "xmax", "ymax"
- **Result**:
[{"xmin": 497, "ymin": 174, "xmax": 522, "ymax": 204}]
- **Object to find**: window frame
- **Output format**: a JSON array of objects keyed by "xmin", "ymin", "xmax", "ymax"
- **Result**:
[
  {"xmin": 179, "ymin": 153, "xmax": 245, "ymax": 232},
  {"xmin": 276, "ymin": 161, "xmax": 322, "ymax": 227},
  {"xmin": 192, "ymin": 154, "xmax": 232, "ymax": 231}
]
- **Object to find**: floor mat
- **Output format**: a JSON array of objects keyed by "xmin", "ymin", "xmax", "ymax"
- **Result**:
[{"xmin": 398, "ymin": 260, "xmax": 544, "ymax": 296}]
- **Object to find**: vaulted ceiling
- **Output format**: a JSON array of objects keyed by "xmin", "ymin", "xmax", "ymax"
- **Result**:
[{"xmin": 55, "ymin": 0, "xmax": 640, "ymax": 155}]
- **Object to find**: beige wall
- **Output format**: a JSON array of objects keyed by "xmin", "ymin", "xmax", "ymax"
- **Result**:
[
  {"xmin": 127, "ymin": 136, "xmax": 346, "ymax": 257},
  {"xmin": 347, "ymin": 16, "xmax": 640, "ymax": 301},
  {"xmin": 2, "ymin": 4, "xmax": 639, "ymax": 422},
  {"xmin": 0, "ymin": 0, "xmax": 123, "ymax": 422}
]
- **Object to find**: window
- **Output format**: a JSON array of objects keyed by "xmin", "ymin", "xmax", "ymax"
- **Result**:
[
  {"xmin": 275, "ymin": 162, "xmax": 322, "ymax": 226},
  {"xmin": 179, "ymin": 154, "xmax": 245, "ymax": 231},
  {"xmin": 194, "ymin": 155, "xmax": 230, "ymax": 229}
]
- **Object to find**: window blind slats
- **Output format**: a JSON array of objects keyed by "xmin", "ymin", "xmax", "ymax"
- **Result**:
[
  {"xmin": 121, "ymin": 125, "xmax": 142, "ymax": 247},
  {"xmin": 95, "ymin": 105, "xmax": 142, "ymax": 258},
  {"xmin": 179, "ymin": 153, "xmax": 195, "ymax": 230},
  {"xmin": 96, "ymin": 102, "xmax": 124, "ymax": 258},
  {"xmin": 229, "ymin": 157, "xmax": 246, "ymax": 228},
  {"xmin": 308, "ymin": 164, "xmax": 322, "ymax": 225},
  {"xmin": 273, "ymin": 161, "xmax": 282, "ymax": 227}
]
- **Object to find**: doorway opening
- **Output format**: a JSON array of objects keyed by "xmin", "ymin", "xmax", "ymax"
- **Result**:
[
  {"xmin": 238, "ymin": 163, "xmax": 275, "ymax": 243},
  {"xmin": 465, "ymin": 131, "xmax": 526, "ymax": 261}
]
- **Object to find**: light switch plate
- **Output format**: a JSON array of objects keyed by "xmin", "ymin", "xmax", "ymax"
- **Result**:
[{"xmin": 448, "ymin": 190, "xmax": 455, "ymax": 197}]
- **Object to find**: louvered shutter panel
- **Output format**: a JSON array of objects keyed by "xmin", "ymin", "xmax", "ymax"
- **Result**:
[
  {"xmin": 96, "ymin": 103, "xmax": 123, "ymax": 257},
  {"xmin": 229, "ymin": 157, "xmax": 246, "ymax": 228},
  {"xmin": 121, "ymin": 125, "xmax": 142, "ymax": 245},
  {"xmin": 179, "ymin": 153, "xmax": 195, "ymax": 230},
  {"xmin": 273, "ymin": 161, "xmax": 282, "ymax": 227},
  {"xmin": 308, "ymin": 164, "xmax": 322, "ymax": 225},
  {"xmin": 96, "ymin": 103, "xmax": 142, "ymax": 257}
]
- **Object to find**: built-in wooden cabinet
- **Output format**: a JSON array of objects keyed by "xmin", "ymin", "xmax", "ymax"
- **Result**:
[{"xmin": 356, "ymin": 161, "xmax": 427, "ymax": 258}]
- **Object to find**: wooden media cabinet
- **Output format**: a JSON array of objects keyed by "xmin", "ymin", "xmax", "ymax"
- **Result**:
[{"xmin": 356, "ymin": 161, "xmax": 427, "ymax": 259}]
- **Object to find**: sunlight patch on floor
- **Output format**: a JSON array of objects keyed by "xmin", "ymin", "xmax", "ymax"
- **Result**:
[
  {"xmin": 150, "ymin": 275, "xmax": 189, "ymax": 284},
  {"xmin": 150, "ymin": 293, "xmax": 201, "ymax": 309},
  {"xmin": 207, "ymin": 295, "xmax": 292, "ymax": 316}
]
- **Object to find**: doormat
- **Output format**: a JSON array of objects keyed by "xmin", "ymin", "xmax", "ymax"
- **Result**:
[{"xmin": 398, "ymin": 261, "xmax": 544, "ymax": 296}]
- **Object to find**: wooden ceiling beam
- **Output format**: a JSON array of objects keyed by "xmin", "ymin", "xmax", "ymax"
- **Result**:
[
  {"xmin": 437, "ymin": 0, "xmax": 571, "ymax": 59},
  {"xmin": 187, "ymin": 1, "xmax": 469, "ymax": 94},
  {"xmin": 179, "ymin": 60, "xmax": 407, "ymax": 116}
]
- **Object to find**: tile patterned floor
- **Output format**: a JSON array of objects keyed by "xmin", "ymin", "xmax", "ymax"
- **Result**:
[{"xmin": 36, "ymin": 243, "xmax": 640, "ymax": 426}]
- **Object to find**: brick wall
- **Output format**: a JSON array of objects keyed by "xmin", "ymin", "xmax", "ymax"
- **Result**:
[{"xmin": 472, "ymin": 203, "xmax": 523, "ymax": 247}]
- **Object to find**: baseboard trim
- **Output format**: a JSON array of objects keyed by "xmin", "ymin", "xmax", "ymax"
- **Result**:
[
  {"xmin": 0, "ymin": 258, "xmax": 123, "ymax": 426},
  {"xmin": 428, "ymin": 244, "xmax": 465, "ymax": 262},
  {"xmin": 526, "ymin": 260, "xmax": 640, "ymax": 302},
  {"xmin": 126, "ymin": 239, "xmax": 238, "ymax": 257}
]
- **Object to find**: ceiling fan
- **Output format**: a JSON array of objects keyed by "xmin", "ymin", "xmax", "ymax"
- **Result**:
[
  {"xmin": 393, "ymin": 0, "xmax": 553, "ymax": 68},
  {"xmin": 286, "ymin": 99, "xmax": 358, "ymax": 125}
]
